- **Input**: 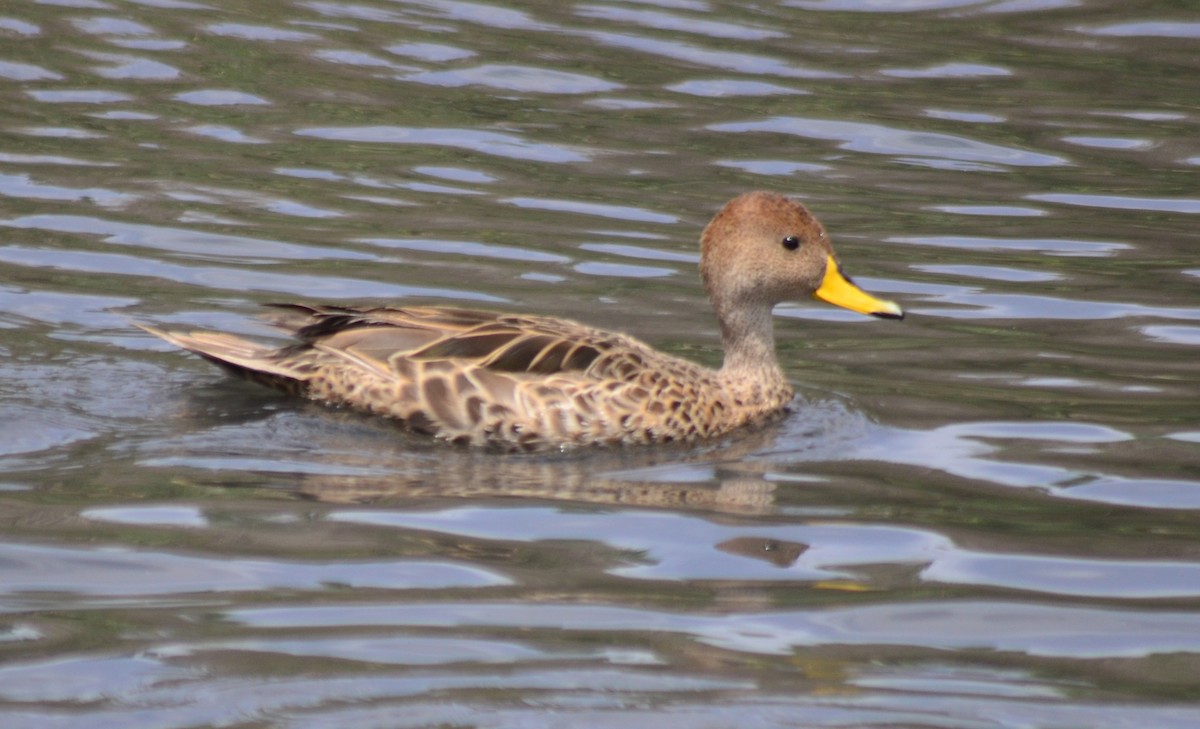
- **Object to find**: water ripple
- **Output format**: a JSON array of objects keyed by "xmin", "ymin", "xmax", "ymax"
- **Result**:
[
  {"xmin": 0, "ymin": 284, "xmax": 138, "ymax": 330},
  {"xmin": 70, "ymin": 17, "xmax": 157, "ymax": 36},
  {"xmin": 915, "ymin": 290, "xmax": 1200, "ymax": 321},
  {"xmin": 0, "ymin": 246, "xmax": 505, "ymax": 302},
  {"xmin": 406, "ymin": 64, "xmax": 621, "ymax": 94},
  {"xmin": 0, "ymin": 60, "xmax": 62, "ymax": 81},
  {"xmin": 1079, "ymin": 21, "xmax": 1200, "ymax": 38},
  {"xmin": 0, "ymin": 18, "xmax": 41, "ymax": 36},
  {"xmin": 153, "ymin": 634, "xmax": 628, "ymax": 666},
  {"xmin": 585, "ymin": 31, "xmax": 844, "ymax": 79},
  {"xmin": 923, "ymin": 551, "xmax": 1200, "ymax": 598},
  {"xmin": 575, "ymin": 5, "xmax": 787, "ymax": 40},
  {"xmin": 173, "ymin": 89, "xmax": 271, "ymax": 106},
  {"xmin": 0, "ymin": 655, "xmax": 197, "ymax": 703},
  {"xmin": 711, "ymin": 116, "xmax": 1067, "ymax": 167},
  {"xmin": 501, "ymin": 197, "xmax": 678, "ymax": 223},
  {"xmin": 294, "ymin": 126, "xmax": 592, "ymax": 163},
  {"xmin": 0, "ymin": 666, "xmax": 742, "ymax": 729},
  {"xmin": 400, "ymin": 0, "xmax": 555, "ymax": 31},
  {"xmin": 330, "ymin": 506, "xmax": 952, "ymax": 582},
  {"xmin": 82, "ymin": 505, "xmax": 208, "ymax": 527},
  {"xmin": 0, "ymin": 152, "xmax": 117, "ymax": 167},
  {"xmin": 384, "ymin": 41, "xmax": 475, "ymax": 62},
  {"xmin": 182, "ymin": 124, "xmax": 268, "ymax": 144},
  {"xmin": 82, "ymin": 51, "xmax": 181, "ymax": 80},
  {"xmin": 890, "ymin": 234, "xmax": 1129, "ymax": 255},
  {"xmin": 230, "ymin": 599, "xmax": 1200, "ymax": 658},
  {"xmin": 881, "ymin": 62, "xmax": 1012, "ymax": 78},
  {"xmin": 1, "ymin": 214, "xmax": 369, "ymax": 262},
  {"xmin": 790, "ymin": 0, "xmax": 991, "ymax": 10},
  {"xmin": 0, "ymin": 173, "xmax": 134, "ymax": 208},
  {"xmin": 1028, "ymin": 192, "xmax": 1200, "ymax": 214},
  {"xmin": 0, "ymin": 406, "xmax": 97, "ymax": 457},
  {"xmin": 203, "ymin": 22, "xmax": 320, "ymax": 41},
  {"xmin": 667, "ymin": 79, "xmax": 807, "ymax": 97},
  {"xmin": 0, "ymin": 542, "xmax": 509, "ymax": 596},
  {"xmin": 916, "ymin": 264, "xmax": 1060, "ymax": 283},
  {"xmin": 24, "ymin": 89, "xmax": 134, "ymax": 103},
  {"xmin": 361, "ymin": 237, "xmax": 569, "ymax": 263}
]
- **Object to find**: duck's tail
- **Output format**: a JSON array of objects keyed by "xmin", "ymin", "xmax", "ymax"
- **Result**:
[{"xmin": 138, "ymin": 324, "xmax": 310, "ymax": 396}]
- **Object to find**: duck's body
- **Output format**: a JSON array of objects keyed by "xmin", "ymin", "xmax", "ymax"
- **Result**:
[
  {"xmin": 147, "ymin": 304, "xmax": 791, "ymax": 449},
  {"xmin": 142, "ymin": 191, "xmax": 902, "ymax": 450}
]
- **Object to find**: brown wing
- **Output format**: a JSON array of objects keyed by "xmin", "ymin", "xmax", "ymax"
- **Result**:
[{"xmin": 261, "ymin": 303, "xmax": 648, "ymax": 380}]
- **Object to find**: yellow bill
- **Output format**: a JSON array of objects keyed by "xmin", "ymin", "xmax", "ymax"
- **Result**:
[{"xmin": 813, "ymin": 255, "xmax": 904, "ymax": 320}]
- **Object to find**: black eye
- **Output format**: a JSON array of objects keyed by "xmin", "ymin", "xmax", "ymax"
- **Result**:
[{"xmin": 782, "ymin": 236, "xmax": 801, "ymax": 251}]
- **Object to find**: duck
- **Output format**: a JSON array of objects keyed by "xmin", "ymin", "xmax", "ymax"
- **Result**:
[{"xmin": 140, "ymin": 191, "xmax": 903, "ymax": 450}]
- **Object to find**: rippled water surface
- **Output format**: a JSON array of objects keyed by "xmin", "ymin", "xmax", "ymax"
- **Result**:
[{"xmin": 2, "ymin": 0, "xmax": 1199, "ymax": 726}]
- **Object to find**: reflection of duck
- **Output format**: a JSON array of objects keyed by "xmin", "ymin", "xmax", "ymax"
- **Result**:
[
  {"xmin": 141, "ymin": 191, "xmax": 902, "ymax": 450},
  {"xmin": 716, "ymin": 537, "xmax": 808, "ymax": 568},
  {"xmin": 266, "ymin": 415, "xmax": 788, "ymax": 513},
  {"xmin": 296, "ymin": 468, "xmax": 780, "ymax": 515}
]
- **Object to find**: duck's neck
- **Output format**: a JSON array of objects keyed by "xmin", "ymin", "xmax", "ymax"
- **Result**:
[{"xmin": 715, "ymin": 302, "xmax": 792, "ymax": 408}]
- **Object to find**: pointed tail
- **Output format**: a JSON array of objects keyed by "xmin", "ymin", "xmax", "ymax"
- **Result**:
[{"xmin": 138, "ymin": 324, "xmax": 309, "ymax": 396}]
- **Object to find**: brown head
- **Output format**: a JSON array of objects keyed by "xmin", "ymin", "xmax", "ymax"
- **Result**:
[{"xmin": 699, "ymin": 191, "xmax": 903, "ymax": 323}]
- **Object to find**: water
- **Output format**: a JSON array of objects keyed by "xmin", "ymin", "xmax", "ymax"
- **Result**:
[{"xmin": 2, "ymin": 0, "xmax": 1198, "ymax": 726}]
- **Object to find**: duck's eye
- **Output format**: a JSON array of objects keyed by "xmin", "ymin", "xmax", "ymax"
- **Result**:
[{"xmin": 782, "ymin": 236, "xmax": 801, "ymax": 251}]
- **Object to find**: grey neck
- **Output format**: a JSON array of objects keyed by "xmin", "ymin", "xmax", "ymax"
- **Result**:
[{"xmin": 715, "ymin": 300, "xmax": 788, "ymax": 394}]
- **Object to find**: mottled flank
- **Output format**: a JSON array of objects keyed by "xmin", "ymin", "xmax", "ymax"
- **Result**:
[{"xmin": 141, "ymin": 191, "xmax": 903, "ymax": 450}]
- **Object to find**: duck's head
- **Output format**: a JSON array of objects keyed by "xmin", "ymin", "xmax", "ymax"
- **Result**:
[{"xmin": 699, "ymin": 191, "xmax": 904, "ymax": 321}]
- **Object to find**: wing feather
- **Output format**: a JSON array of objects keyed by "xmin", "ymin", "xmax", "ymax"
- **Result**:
[{"xmin": 258, "ymin": 304, "xmax": 640, "ymax": 380}]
